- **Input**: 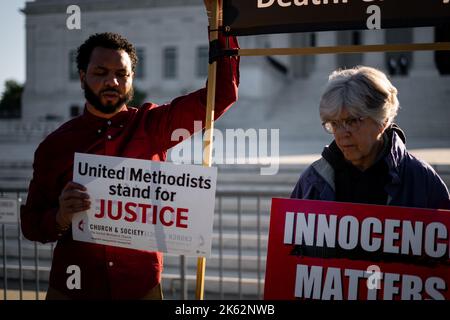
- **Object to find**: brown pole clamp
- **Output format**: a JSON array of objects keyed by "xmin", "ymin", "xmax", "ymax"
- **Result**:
[{"xmin": 209, "ymin": 38, "xmax": 239, "ymax": 64}]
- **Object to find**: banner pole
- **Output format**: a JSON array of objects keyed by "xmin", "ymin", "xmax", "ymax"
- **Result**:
[
  {"xmin": 236, "ymin": 42, "xmax": 450, "ymax": 57},
  {"xmin": 196, "ymin": 0, "xmax": 220, "ymax": 300}
]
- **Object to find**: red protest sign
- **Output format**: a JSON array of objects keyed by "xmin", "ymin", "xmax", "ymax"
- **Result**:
[{"xmin": 264, "ymin": 198, "xmax": 450, "ymax": 300}]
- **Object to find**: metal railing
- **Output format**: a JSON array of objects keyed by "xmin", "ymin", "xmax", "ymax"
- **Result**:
[
  {"xmin": 0, "ymin": 188, "xmax": 289, "ymax": 300},
  {"xmin": 0, "ymin": 120, "xmax": 62, "ymax": 143}
]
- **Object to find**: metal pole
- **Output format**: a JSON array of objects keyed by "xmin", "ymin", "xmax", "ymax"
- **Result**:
[
  {"xmin": 2, "ymin": 224, "xmax": 7, "ymax": 300},
  {"xmin": 17, "ymin": 196, "xmax": 23, "ymax": 300},
  {"xmin": 237, "ymin": 196, "xmax": 242, "ymax": 300},
  {"xmin": 218, "ymin": 196, "xmax": 223, "ymax": 300},
  {"xmin": 257, "ymin": 196, "xmax": 261, "ymax": 299},
  {"xmin": 180, "ymin": 255, "xmax": 187, "ymax": 300},
  {"xmin": 34, "ymin": 242, "xmax": 39, "ymax": 300}
]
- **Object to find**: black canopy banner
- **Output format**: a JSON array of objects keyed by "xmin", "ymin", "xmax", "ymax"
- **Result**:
[{"xmin": 223, "ymin": 0, "xmax": 450, "ymax": 36}]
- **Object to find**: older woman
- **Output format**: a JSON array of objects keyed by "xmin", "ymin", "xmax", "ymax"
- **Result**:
[{"xmin": 291, "ymin": 66, "xmax": 450, "ymax": 209}]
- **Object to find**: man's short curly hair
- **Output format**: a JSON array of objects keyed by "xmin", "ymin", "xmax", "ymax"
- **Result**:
[{"xmin": 76, "ymin": 32, "xmax": 138, "ymax": 73}]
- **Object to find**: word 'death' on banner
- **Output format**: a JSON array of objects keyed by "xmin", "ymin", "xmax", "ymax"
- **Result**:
[
  {"xmin": 223, "ymin": 0, "xmax": 450, "ymax": 36},
  {"xmin": 72, "ymin": 153, "xmax": 217, "ymax": 257},
  {"xmin": 265, "ymin": 198, "xmax": 450, "ymax": 300}
]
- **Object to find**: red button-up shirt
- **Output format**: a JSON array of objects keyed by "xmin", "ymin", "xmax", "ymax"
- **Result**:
[{"xmin": 20, "ymin": 35, "xmax": 239, "ymax": 299}]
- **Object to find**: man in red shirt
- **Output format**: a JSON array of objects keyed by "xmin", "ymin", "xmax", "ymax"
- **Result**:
[{"xmin": 20, "ymin": 1, "xmax": 239, "ymax": 299}]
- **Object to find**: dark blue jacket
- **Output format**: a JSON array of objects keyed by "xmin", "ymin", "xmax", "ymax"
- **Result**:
[{"xmin": 291, "ymin": 130, "xmax": 450, "ymax": 210}]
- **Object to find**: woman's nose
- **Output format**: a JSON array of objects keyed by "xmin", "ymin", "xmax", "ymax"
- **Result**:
[{"xmin": 334, "ymin": 125, "xmax": 351, "ymax": 138}]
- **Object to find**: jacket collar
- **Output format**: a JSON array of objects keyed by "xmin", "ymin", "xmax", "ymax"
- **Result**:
[
  {"xmin": 384, "ymin": 124, "xmax": 408, "ymax": 185},
  {"xmin": 81, "ymin": 104, "xmax": 132, "ymax": 128},
  {"xmin": 313, "ymin": 124, "xmax": 409, "ymax": 202}
]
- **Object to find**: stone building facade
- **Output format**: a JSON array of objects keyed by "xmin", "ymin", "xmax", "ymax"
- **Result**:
[{"xmin": 20, "ymin": 0, "xmax": 449, "ymax": 142}]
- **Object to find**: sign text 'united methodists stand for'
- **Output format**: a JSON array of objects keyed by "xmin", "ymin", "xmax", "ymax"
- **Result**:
[{"xmin": 265, "ymin": 199, "xmax": 450, "ymax": 300}]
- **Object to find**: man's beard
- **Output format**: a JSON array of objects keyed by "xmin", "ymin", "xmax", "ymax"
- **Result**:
[{"xmin": 83, "ymin": 81, "xmax": 133, "ymax": 114}]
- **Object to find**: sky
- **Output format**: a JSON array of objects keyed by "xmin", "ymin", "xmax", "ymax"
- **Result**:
[{"xmin": 0, "ymin": 0, "xmax": 29, "ymax": 96}]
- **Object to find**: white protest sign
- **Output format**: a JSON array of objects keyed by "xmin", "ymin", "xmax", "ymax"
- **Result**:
[
  {"xmin": 71, "ymin": 153, "xmax": 217, "ymax": 257},
  {"xmin": 0, "ymin": 198, "xmax": 19, "ymax": 224}
]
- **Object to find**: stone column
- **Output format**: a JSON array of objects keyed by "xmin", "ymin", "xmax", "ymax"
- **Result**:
[
  {"xmin": 410, "ymin": 27, "xmax": 438, "ymax": 76},
  {"xmin": 313, "ymin": 31, "xmax": 337, "ymax": 78},
  {"xmin": 362, "ymin": 29, "xmax": 386, "ymax": 71},
  {"xmin": 22, "ymin": 21, "xmax": 37, "ymax": 119}
]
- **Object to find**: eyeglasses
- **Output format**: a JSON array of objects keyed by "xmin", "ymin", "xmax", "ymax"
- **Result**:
[{"xmin": 322, "ymin": 116, "xmax": 366, "ymax": 134}]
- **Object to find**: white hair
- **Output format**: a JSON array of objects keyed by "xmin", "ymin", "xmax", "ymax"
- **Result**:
[{"xmin": 319, "ymin": 66, "xmax": 400, "ymax": 127}]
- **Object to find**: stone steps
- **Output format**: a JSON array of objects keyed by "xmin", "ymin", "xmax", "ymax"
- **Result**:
[{"xmin": 1, "ymin": 231, "xmax": 269, "ymax": 261}]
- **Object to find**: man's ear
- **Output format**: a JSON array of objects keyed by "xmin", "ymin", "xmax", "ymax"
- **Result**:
[{"xmin": 79, "ymin": 70, "xmax": 86, "ymax": 89}]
